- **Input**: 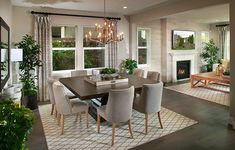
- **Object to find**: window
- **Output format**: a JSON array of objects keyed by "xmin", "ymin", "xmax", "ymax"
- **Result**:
[
  {"xmin": 52, "ymin": 26, "xmax": 76, "ymax": 71},
  {"xmin": 137, "ymin": 28, "xmax": 150, "ymax": 65},
  {"xmin": 83, "ymin": 27, "xmax": 105, "ymax": 69},
  {"xmin": 201, "ymin": 31, "xmax": 209, "ymax": 43}
]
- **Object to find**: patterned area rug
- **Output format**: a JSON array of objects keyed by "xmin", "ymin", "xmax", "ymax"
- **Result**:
[
  {"xmin": 39, "ymin": 104, "xmax": 197, "ymax": 150},
  {"xmin": 165, "ymin": 82, "xmax": 230, "ymax": 106}
]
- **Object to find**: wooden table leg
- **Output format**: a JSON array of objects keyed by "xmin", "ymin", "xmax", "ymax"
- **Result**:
[{"xmin": 191, "ymin": 76, "xmax": 194, "ymax": 88}]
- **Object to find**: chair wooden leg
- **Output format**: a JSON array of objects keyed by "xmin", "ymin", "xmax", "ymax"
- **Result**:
[
  {"xmin": 61, "ymin": 115, "xmax": 65, "ymax": 135},
  {"xmin": 51, "ymin": 104, "xmax": 54, "ymax": 115},
  {"xmin": 128, "ymin": 120, "xmax": 133, "ymax": 138},
  {"xmin": 79, "ymin": 112, "xmax": 82, "ymax": 123},
  {"xmin": 75, "ymin": 113, "xmax": 79, "ymax": 122},
  {"xmin": 112, "ymin": 123, "xmax": 116, "ymax": 146},
  {"xmin": 55, "ymin": 107, "xmax": 57, "ymax": 118},
  {"xmin": 85, "ymin": 111, "xmax": 89, "ymax": 128},
  {"xmin": 57, "ymin": 114, "xmax": 61, "ymax": 126},
  {"xmin": 97, "ymin": 113, "xmax": 100, "ymax": 133},
  {"xmin": 145, "ymin": 113, "xmax": 148, "ymax": 134},
  {"xmin": 157, "ymin": 112, "xmax": 163, "ymax": 129}
]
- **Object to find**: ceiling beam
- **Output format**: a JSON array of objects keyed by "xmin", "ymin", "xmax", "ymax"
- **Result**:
[{"xmin": 130, "ymin": 0, "xmax": 229, "ymax": 23}]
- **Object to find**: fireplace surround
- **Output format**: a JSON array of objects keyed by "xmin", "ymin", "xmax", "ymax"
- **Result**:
[{"xmin": 170, "ymin": 51, "xmax": 198, "ymax": 82}]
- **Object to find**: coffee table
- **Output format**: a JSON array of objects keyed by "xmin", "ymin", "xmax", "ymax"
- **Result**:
[{"xmin": 190, "ymin": 72, "xmax": 230, "ymax": 93}]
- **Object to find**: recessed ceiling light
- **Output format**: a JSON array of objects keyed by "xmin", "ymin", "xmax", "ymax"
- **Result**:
[{"xmin": 123, "ymin": 6, "xmax": 127, "ymax": 9}]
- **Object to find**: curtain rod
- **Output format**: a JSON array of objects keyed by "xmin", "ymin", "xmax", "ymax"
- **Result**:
[
  {"xmin": 31, "ymin": 11, "xmax": 121, "ymax": 20},
  {"xmin": 216, "ymin": 24, "xmax": 230, "ymax": 27}
]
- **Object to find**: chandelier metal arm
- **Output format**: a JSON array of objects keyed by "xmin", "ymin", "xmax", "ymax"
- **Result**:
[{"xmin": 85, "ymin": 0, "xmax": 124, "ymax": 45}]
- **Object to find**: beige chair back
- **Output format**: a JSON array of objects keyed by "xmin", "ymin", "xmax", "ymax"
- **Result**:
[
  {"xmin": 138, "ymin": 82, "xmax": 163, "ymax": 114},
  {"xmin": 147, "ymin": 71, "xmax": 160, "ymax": 81},
  {"xmin": 106, "ymin": 86, "xmax": 135, "ymax": 123},
  {"xmin": 133, "ymin": 69, "xmax": 144, "ymax": 78},
  {"xmin": 53, "ymin": 81, "xmax": 72, "ymax": 115},
  {"xmin": 48, "ymin": 77, "xmax": 57, "ymax": 105},
  {"xmin": 71, "ymin": 70, "xmax": 88, "ymax": 77}
]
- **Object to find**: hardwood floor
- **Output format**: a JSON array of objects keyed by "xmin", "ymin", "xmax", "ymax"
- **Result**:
[
  {"xmin": 131, "ymin": 89, "xmax": 235, "ymax": 150},
  {"xmin": 27, "ymin": 88, "xmax": 235, "ymax": 150}
]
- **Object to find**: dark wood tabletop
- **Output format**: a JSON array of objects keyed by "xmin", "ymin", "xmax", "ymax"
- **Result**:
[{"xmin": 59, "ymin": 75, "xmax": 157, "ymax": 100}]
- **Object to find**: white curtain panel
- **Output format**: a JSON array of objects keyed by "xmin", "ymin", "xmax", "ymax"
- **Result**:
[
  {"xmin": 225, "ymin": 30, "xmax": 230, "ymax": 60},
  {"xmin": 218, "ymin": 26, "xmax": 230, "ymax": 60},
  {"xmin": 34, "ymin": 15, "xmax": 52, "ymax": 102}
]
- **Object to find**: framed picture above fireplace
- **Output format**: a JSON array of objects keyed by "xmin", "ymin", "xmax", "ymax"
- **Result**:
[{"xmin": 172, "ymin": 30, "xmax": 195, "ymax": 50}]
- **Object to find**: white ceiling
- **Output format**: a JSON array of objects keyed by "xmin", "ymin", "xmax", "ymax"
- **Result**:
[
  {"xmin": 11, "ymin": 0, "xmax": 171, "ymax": 15},
  {"xmin": 167, "ymin": 4, "xmax": 229, "ymax": 24}
]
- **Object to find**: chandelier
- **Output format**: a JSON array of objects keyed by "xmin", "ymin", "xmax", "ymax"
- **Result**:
[{"xmin": 85, "ymin": 0, "xmax": 124, "ymax": 45}]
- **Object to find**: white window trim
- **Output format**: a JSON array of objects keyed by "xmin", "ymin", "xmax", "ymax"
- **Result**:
[
  {"xmin": 137, "ymin": 27, "xmax": 151, "ymax": 67},
  {"xmin": 52, "ymin": 47, "xmax": 76, "ymax": 50},
  {"xmin": 51, "ymin": 25, "xmax": 77, "ymax": 72}
]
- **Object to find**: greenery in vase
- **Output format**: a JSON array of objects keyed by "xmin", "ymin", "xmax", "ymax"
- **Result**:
[
  {"xmin": 15, "ymin": 35, "xmax": 42, "ymax": 96},
  {"xmin": 0, "ymin": 100, "xmax": 35, "ymax": 150},
  {"xmin": 123, "ymin": 58, "xmax": 137, "ymax": 75},
  {"xmin": 200, "ymin": 39, "xmax": 220, "ymax": 71},
  {"xmin": 101, "ymin": 68, "xmax": 116, "ymax": 75}
]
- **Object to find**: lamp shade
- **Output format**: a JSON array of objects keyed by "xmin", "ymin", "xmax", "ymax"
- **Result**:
[
  {"xmin": 1, "ymin": 48, "xmax": 6, "ymax": 62},
  {"xmin": 11, "ymin": 48, "xmax": 23, "ymax": 62}
]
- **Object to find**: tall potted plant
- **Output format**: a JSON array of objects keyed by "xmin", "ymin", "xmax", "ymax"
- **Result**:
[
  {"xmin": 16, "ymin": 35, "xmax": 42, "ymax": 110},
  {"xmin": 200, "ymin": 39, "xmax": 220, "ymax": 72}
]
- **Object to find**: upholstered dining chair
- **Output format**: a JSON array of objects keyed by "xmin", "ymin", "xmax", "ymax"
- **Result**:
[
  {"xmin": 147, "ymin": 71, "xmax": 160, "ymax": 81},
  {"xmin": 53, "ymin": 81, "xmax": 89, "ymax": 135},
  {"xmin": 50, "ymin": 75, "xmax": 76, "ymax": 99},
  {"xmin": 97, "ymin": 86, "xmax": 135, "ymax": 146},
  {"xmin": 48, "ymin": 77, "xmax": 57, "ymax": 117},
  {"xmin": 71, "ymin": 70, "xmax": 88, "ymax": 77},
  {"xmin": 133, "ymin": 82, "xmax": 163, "ymax": 134},
  {"xmin": 133, "ymin": 68, "xmax": 145, "ymax": 78}
]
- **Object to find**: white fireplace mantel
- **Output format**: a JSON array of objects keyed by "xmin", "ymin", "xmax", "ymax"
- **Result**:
[{"xmin": 169, "ymin": 50, "xmax": 198, "ymax": 82}]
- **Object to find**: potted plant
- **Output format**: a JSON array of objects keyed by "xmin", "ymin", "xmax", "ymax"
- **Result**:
[
  {"xmin": 200, "ymin": 39, "xmax": 220, "ymax": 72},
  {"xmin": 0, "ymin": 100, "xmax": 35, "ymax": 149},
  {"xmin": 122, "ymin": 58, "xmax": 137, "ymax": 75},
  {"xmin": 16, "ymin": 35, "xmax": 42, "ymax": 110}
]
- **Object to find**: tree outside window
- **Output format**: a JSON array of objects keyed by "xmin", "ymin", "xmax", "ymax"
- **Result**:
[
  {"xmin": 52, "ymin": 26, "xmax": 75, "ymax": 71},
  {"xmin": 83, "ymin": 27, "xmax": 105, "ymax": 69}
]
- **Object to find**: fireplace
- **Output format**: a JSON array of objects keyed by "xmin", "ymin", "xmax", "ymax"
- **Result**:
[{"xmin": 177, "ymin": 60, "xmax": 191, "ymax": 80}]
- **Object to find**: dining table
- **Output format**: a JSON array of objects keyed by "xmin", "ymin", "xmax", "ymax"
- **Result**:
[{"xmin": 59, "ymin": 74, "xmax": 157, "ymax": 120}]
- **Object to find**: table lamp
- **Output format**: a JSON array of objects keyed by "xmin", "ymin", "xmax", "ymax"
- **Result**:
[{"xmin": 11, "ymin": 48, "xmax": 23, "ymax": 83}]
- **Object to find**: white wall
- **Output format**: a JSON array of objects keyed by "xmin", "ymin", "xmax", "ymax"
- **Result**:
[
  {"xmin": 129, "ymin": 18, "xmax": 210, "ymax": 82},
  {"xmin": 131, "ymin": 20, "xmax": 162, "ymax": 78},
  {"xmin": 0, "ymin": 0, "xmax": 12, "ymax": 29},
  {"xmin": 164, "ymin": 18, "xmax": 210, "ymax": 82},
  {"xmin": 12, "ymin": 6, "xmax": 130, "ymax": 76}
]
